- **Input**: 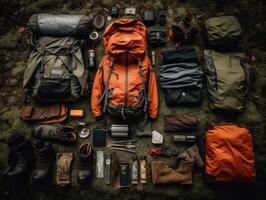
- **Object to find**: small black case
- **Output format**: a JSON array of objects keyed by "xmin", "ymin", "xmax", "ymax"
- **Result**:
[
  {"xmin": 92, "ymin": 128, "xmax": 106, "ymax": 147},
  {"xmin": 143, "ymin": 10, "xmax": 154, "ymax": 25},
  {"xmin": 111, "ymin": 6, "xmax": 118, "ymax": 18},
  {"xmin": 157, "ymin": 13, "xmax": 167, "ymax": 25}
]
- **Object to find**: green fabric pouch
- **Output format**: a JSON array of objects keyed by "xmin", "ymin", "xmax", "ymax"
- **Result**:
[{"xmin": 205, "ymin": 16, "xmax": 242, "ymax": 48}]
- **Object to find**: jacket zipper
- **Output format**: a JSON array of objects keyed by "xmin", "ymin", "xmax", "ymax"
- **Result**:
[{"xmin": 125, "ymin": 52, "xmax": 129, "ymax": 106}]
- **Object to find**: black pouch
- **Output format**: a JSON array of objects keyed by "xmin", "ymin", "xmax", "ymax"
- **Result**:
[
  {"xmin": 92, "ymin": 128, "xmax": 106, "ymax": 146},
  {"xmin": 119, "ymin": 162, "xmax": 130, "ymax": 188},
  {"xmin": 106, "ymin": 104, "xmax": 144, "ymax": 120},
  {"xmin": 164, "ymin": 86, "xmax": 203, "ymax": 106},
  {"xmin": 161, "ymin": 48, "xmax": 198, "ymax": 65},
  {"xmin": 37, "ymin": 78, "xmax": 71, "ymax": 99}
]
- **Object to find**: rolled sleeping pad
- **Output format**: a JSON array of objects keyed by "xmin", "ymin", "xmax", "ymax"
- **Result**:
[{"xmin": 28, "ymin": 14, "xmax": 92, "ymax": 37}]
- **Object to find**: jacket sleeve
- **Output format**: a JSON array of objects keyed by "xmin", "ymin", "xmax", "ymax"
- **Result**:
[
  {"xmin": 91, "ymin": 67, "xmax": 104, "ymax": 117},
  {"xmin": 148, "ymin": 68, "xmax": 159, "ymax": 119}
]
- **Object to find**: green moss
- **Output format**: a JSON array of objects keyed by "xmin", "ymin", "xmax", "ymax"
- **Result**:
[
  {"xmin": 102, "ymin": 0, "xmax": 115, "ymax": 7},
  {"xmin": 144, "ymin": 0, "xmax": 164, "ymax": 10},
  {"xmin": 11, "ymin": 63, "xmax": 25, "ymax": 78},
  {"xmin": 22, "ymin": 0, "xmax": 63, "ymax": 16},
  {"xmin": 0, "ymin": 30, "xmax": 22, "ymax": 50},
  {"xmin": 0, "ymin": 110, "xmax": 31, "ymax": 141}
]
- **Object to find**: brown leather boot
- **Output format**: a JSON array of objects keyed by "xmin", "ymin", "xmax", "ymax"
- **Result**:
[
  {"xmin": 151, "ymin": 160, "xmax": 194, "ymax": 185},
  {"xmin": 175, "ymin": 160, "xmax": 194, "ymax": 184},
  {"xmin": 178, "ymin": 145, "xmax": 204, "ymax": 167}
]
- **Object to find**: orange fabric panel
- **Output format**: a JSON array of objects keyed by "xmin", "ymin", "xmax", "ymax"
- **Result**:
[
  {"xmin": 103, "ymin": 18, "xmax": 147, "ymax": 59},
  {"xmin": 147, "ymin": 67, "xmax": 158, "ymax": 119},
  {"xmin": 90, "ymin": 64, "xmax": 104, "ymax": 117},
  {"xmin": 205, "ymin": 124, "xmax": 256, "ymax": 182}
]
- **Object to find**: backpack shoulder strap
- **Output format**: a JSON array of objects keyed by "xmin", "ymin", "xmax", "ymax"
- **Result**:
[
  {"xmin": 99, "ymin": 59, "xmax": 114, "ymax": 113},
  {"xmin": 137, "ymin": 59, "xmax": 149, "ymax": 114}
]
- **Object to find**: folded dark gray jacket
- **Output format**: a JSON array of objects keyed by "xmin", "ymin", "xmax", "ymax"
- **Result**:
[
  {"xmin": 159, "ymin": 48, "xmax": 203, "ymax": 105},
  {"xmin": 159, "ymin": 63, "xmax": 203, "ymax": 89},
  {"xmin": 159, "ymin": 62, "xmax": 203, "ymax": 105}
]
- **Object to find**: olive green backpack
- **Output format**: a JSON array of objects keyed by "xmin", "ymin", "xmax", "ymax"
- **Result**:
[
  {"xmin": 23, "ymin": 14, "xmax": 91, "ymax": 103},
  {"xmin": 203, "ymin": 50, "xmax": 249, "ymax": 112},
  {"xmin": 23, "ymin": 36, "xmax": 89, "ymax": 102},
  {"xmin": 205, "ymin": 16, "xmax": 242, "ymax": 48}
]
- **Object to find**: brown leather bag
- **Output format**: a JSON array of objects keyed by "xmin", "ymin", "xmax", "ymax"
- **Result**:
[
  {"xmin": 164, "ymin": 114, "xmax": 198, "ymax": 132},
  {"xmin": 21, "ymin": 104, "xmax": 67, "ymax": 124}
]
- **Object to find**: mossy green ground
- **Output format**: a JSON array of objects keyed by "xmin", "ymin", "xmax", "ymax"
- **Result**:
[{"xmin": 0, "ymin": 0, "xmax": 266, "ymax": 199}]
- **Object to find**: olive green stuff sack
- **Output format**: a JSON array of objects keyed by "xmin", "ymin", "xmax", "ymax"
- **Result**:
[
  {"xmin": 205, "ymin": 16, "xmax": 242, "ymax": 48},
  {"xmin": 203, "ymin": 50, "xmax": 249, "ymax": 112}
]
